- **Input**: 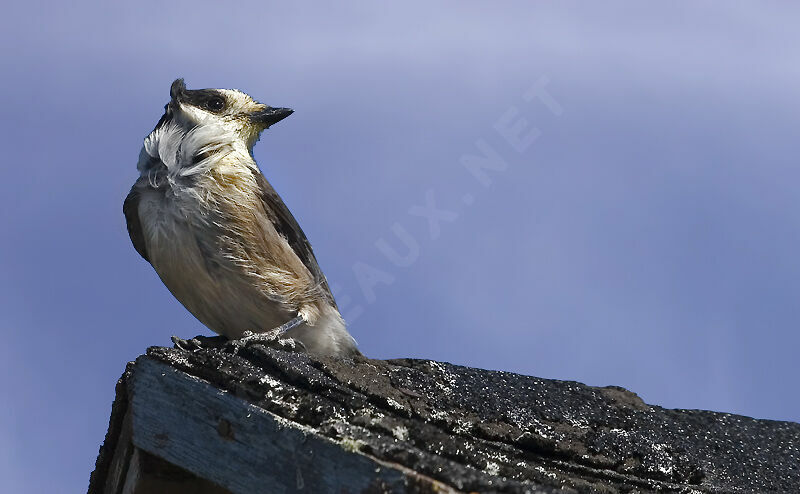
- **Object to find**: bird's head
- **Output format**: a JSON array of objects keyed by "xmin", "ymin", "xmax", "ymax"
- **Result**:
[{"xmin": 162, "ymin": 78, "xmax": 293, "ymax": 150}]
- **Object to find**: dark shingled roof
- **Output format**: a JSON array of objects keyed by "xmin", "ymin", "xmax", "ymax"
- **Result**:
[{"xmin": 89, "ymin": 336, "xmax": 800, "ymax": 493}]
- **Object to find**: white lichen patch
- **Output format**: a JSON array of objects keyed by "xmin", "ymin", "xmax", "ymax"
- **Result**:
[
  {"xmin": 565, "ymin": 417, "xmax": 590, "ymax": 429},
  {"xmin": 650, "ymin": 442, "xmax": 675, "ymax": 476},
  {"xmin": 453, "ymin": 418, "xmax": 474, "ymax": 434},
  {"xmin": 608, "ymin": 428, "xmax": 631, "ymax": 438},
  {"xmin": 522, "ymin": 418, "xmax": 555, "ymax": 440},
  {"xmin": 429, "ymin": 361, "xmax": 458, "ymax": 394},
  {"xmin": 340, "ymin": 437, "xmax": 367, "ymax": 453},
  {"xmin": 258, "ymin": 374, "xmax": 283, "ymax": 388},
  {"xmin": 533, "ymin": 465, "xmax": 558, "ymax": 480},
  {"xmin": 324, "ymin": 406, "xmax": 348, "ymax": 424},
  {"xmin": 385, "ymin": 397, "xmax": 407, "ymax": 411},
  {"xmin": 357, "ymin": 407, "xmax": 385, "ymax": 419},
  {"xmin": 392, "ymin": 425, "xmax": 409, "ymax": 441},
  {"xmin": 167, "ymin": 354, "xmax": 191, "ymax": 366}
]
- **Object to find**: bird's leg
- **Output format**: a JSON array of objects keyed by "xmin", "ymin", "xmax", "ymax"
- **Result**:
[{"xmin": 225, "ymin": 315, "xmax": 307, "ymax": 353}]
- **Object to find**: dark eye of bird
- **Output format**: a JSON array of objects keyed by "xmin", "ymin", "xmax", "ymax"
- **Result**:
[{"xmin": 206, "ymin": 97, "xmax": 225, "ymax": 112}]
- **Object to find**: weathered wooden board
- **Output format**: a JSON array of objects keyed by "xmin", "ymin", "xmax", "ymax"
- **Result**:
[{"xmin": 128, "ymin": 358, "xmax": 450, "ymax": 494}]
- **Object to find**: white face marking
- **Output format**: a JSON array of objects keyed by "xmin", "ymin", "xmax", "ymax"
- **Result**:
[
  {"xmin": 174, "ymin": 88, "xmax": 268, "ymax": 149},
  {"xmin": 137, "ymin": 87, "xmax": 272, "ymax": 179}
]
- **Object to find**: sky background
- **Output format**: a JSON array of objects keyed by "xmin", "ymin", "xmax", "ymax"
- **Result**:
[{"xmin": 2, "ymin": 2, "xmax": 800, "ymax": 492}]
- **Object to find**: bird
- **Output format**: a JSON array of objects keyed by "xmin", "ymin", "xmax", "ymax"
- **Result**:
[{"xmin": 123, "ymin": 79, "xmax": 360, "ymax": 357}]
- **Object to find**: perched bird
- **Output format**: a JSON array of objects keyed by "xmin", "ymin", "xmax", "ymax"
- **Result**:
[{"xmin": 124, "ymin": 79, "xmax": 359, "ymax": 356}]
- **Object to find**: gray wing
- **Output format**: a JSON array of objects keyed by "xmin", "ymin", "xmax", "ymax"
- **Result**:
[
  {"xmin": 123, "ymin": 186, "xmax": 150, "ymax": 262},
  {"xmin": 254, "ymin": 172, "xmax": 337, "ymax": 308}
]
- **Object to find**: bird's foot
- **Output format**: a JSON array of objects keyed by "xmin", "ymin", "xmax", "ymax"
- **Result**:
[
  {"xmin": 172, "ymin": 316, "xmax": 306, "ymax": 354},
  {"xmin": 224, "ymin": 329, "xmax": 307, "ymax": 354},
  {"xmin": 171, "ymin": 334, "xmax": 228, "ymax": 352}
]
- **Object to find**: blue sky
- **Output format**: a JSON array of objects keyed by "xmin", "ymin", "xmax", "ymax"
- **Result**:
[{"xmin": 2, "ymin": 2, "xmax": 800, "ymax": 492}]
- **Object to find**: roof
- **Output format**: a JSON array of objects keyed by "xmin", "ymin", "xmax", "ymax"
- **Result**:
[{"xmin": 89, "ymin": 336, "xmax": 800, "ymax": 493}]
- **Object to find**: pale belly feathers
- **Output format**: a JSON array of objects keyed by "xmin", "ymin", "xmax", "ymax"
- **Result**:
[{"xmin": 136, "ymin": 187, "xmax": 293, "ymax": 339}]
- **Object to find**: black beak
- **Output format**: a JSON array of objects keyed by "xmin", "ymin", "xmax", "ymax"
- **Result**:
[{"xmin": 250, "ymin": 107, "xmax": 293, "ymax": 128}]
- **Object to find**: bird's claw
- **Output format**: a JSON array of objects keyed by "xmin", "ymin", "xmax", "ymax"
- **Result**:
[
  {"xmin": 171, "ymin": 334, "xmax": 229, "ymax": 351},
  {"xmin": 225, "ymin": 329, "xmax": 307, "ymax": 354},
  {"xmin": 171, "ymin": 335, "xmax": 203, "ymax": 352}
]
